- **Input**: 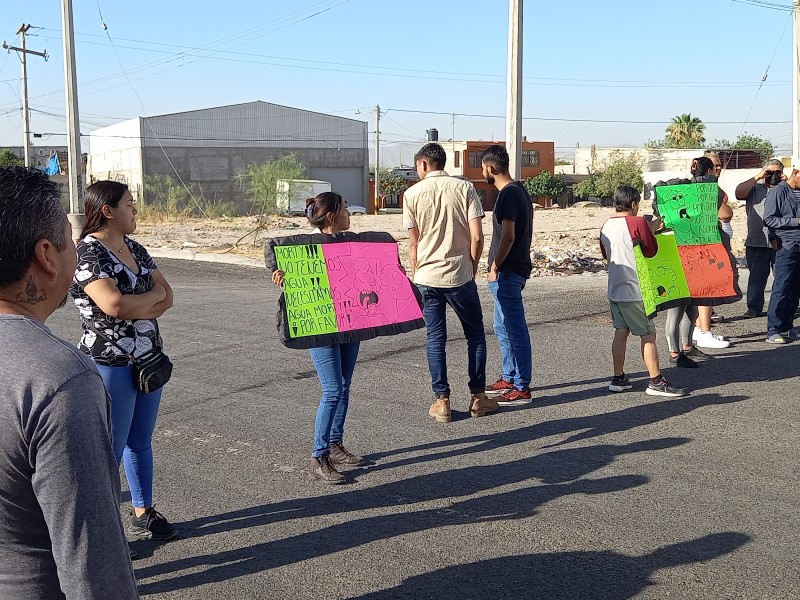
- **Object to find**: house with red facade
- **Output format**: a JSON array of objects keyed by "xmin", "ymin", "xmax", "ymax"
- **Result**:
[{"xmin": 369, "ymin": 139, "xmax": 555, "ymax": 213}]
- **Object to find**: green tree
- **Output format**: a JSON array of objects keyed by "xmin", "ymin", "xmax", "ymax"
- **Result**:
[
  {"xmin": 713, "ymin": 133, "xmax": 776, "ymax": 167},
  {"xmin": 233, "ymin": 154, "xmax": 306, "ymax": 216},
  {"xmin": 523, "ymin": 170, "xmax": 567, "ymax": 201},
  {"xmin": 555, "ymin": 158, "xmax": 572, "ymax": 166},
  {"xmin": 572, "ymin": 151, "xmax": 644, "ymax": 200},
  {"xmin": 573, "ymin": 178, "xmax": 598, "ymax": 199},
  {"xmin": 376, "ymin": 167, "xmax": 412, "ymax": 196},
  {"xmin": 0, "ymin": 150, "xmax": 22, "ymax": 167},
  {"xmin": 664, "ymin": 113, "xmax": 706, "ymax": 148}
]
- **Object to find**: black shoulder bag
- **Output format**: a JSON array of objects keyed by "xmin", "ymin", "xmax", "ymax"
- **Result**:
[{"xmin": 93, "ymin": 327, "xmax": 173, "ymax": 393}]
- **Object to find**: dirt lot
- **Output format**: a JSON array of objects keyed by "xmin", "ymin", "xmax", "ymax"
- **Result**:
[{"xmin": 134, "ymin": 201, "xmax": 749, "ymax": 276}]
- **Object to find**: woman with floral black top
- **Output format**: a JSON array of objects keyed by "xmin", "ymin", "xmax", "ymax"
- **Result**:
[{"xmin": 69, "ymin": 180, "xmax": 177, "ymax": 542}]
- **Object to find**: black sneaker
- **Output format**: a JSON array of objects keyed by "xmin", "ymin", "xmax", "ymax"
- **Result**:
[
  {"xmin": 684, "ymin": 346, "xmax": 711, "ymax": 361},
  {"xmin": 609, "ymin": 375, "xmax": 633, "ymax": 393},
  {"xmin": 129, "ymin": 507, "xmax": 177, "ymax": 540},
  {"xmin": 646, "ymin": 377, "xmax": 686, "ymax": 398},
  {"xmin": 669, "ymin": 352, "xmax": 698, "ymax": 368},
  {"xmin": 742, "ymin": 309, "xmax": 762, "ymax": 318}
]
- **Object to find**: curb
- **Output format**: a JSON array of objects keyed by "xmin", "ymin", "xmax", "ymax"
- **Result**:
[{"xmin": 148, "ymin": 248, "xmax": 264, "ymax": 269}]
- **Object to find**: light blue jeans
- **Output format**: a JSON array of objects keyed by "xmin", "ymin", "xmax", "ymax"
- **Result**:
[
  {"xmin": 96, "ymin": 364, "xmax": 163, "ymax": 509},
  {"xmin": 309, "ymin": 342, "xmax": 360, "ymax": 457},
  {"xmin": 488, "ymin": 271, "xmax": 532, "ymax": 391}
]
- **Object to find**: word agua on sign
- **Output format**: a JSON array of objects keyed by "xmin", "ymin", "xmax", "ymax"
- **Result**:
[{"xmin": 274, "ymin": 244, "xmax": 338, "ymax": 337}]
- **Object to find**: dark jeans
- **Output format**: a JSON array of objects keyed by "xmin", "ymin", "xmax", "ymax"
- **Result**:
[
  {"xmin": 745, "ymin": 246, "xmax": 775, "ymax": 313},
  {"xmin": 766, "ymin": 243, "xmax": 800, "ymax": 335},
  {"xmin": 417, "ymin": 280, "xmax": 487, "ymax": 397}
]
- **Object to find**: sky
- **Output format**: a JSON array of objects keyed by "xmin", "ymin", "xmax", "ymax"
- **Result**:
[{"xmin": 0, "ymin": 0, "xmax": 796, "ymax": 167}]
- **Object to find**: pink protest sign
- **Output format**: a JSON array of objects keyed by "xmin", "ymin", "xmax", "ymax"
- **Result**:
[
  {"xmin": 266, "ymin": 232, "xmax": 425, "ymax": 349},
  {"xmin": 322, "ymin": 242, "xmax": 423, "ymax": 332}
]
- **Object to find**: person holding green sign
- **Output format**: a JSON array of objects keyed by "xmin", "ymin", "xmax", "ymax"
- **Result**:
[
  {"xmin": 600, "ymin": 185, "xmax": 686, "ymax": 397},
  {"xmin": 270, "ymin": 192, "xmax": 364, "ymax": 485}
]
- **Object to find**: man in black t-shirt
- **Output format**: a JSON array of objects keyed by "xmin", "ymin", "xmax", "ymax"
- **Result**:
[{"xmin": 481, "ymin": 145, "xmax": 534, "ymax": 406}]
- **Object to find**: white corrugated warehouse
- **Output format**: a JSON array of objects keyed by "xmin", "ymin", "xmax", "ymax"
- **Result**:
[{"xmin": 89, "ymin": 101, "xmax": 368, "ymax": 212}]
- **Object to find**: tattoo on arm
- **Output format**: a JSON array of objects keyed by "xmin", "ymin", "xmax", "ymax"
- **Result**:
[{"xmin": 16, "ymin": 276, "xmax": 47, "ymax": 305}]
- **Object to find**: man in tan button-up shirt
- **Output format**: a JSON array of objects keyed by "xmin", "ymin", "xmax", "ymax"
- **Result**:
[{"xmin": 403, "ymin": 143, "xmax": 498, "ymax": 423}]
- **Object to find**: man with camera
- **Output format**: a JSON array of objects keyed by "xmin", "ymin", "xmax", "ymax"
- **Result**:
[
  {"xmin": 762, "ymin": 167, "xmax": 800, "ymax": 344},
  {"xmin": 735, "ymin": 159, "xmax": 786, "ymax": 319}
]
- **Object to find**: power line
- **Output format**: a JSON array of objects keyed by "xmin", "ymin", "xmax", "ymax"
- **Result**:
[
  {"xmin": 723, "ymin": 0, "xmax": 796, "ymax": 11},
  {"xmin": 33, "ymin": 29, "xmax": 794, "ymax": 88},
  {"xmin": 7, "ymin": 2, "xmax": 355, "ymax": 111},
  {"xmin": 384, "ymin": 107, "xmax": 791, "ymax": 124}
]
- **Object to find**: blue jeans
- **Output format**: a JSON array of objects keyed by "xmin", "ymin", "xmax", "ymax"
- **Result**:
[
  {"xmin": 767, "ymin": 243, "xmax": 800, "ymax": 335},
  {"xmin": 309, "ymin": 342, "xmax": 360, "ymax": 457},
  {"xmin": 417, "ymin": 280, "xmax": 487, "ymax": 397},
  {"xmin": 745, "ymin": 246, "xmax": 775, "ymax": 313},
  {"xmin": 488, "ymin": 272, "xmax": 532, "ymax": 390},
  {"xmin": 96, "ymin": 364, "xmax": 163, "ymax": 509}
]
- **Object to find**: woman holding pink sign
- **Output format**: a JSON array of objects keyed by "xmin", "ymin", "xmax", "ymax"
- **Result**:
[{"xmin": 270, "ymin": 192, "xmax": 363, "ymax": 485}]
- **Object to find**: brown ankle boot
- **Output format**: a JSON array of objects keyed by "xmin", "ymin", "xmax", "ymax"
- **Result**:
[
  {"xmin": 308, "ymin": 456, "xmax": 345, "ymax": 485},
  {"xmin": 470, "ymin": 392, "xmax": 499, "ymax": 417},
  {"xmin": 329, "ymin": 442, "xmax": 364, "ymax": 466},
  {"xmin": 429, "ymin": 395, "xmax": 451, "ymax": 423}
]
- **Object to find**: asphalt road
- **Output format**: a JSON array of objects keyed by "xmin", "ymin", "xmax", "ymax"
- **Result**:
[{"xmin": 47, "ymin": 259, "xmax": 800, "ymax": 600}]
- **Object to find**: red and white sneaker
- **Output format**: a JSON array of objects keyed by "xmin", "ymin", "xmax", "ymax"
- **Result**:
[
  {"xmin": 486, "ymin": 377, "xmax": 515, "ymax": 395},
  {"xmin": 496, "ymin": 388, "xmax": 532, "ymax": 406}
]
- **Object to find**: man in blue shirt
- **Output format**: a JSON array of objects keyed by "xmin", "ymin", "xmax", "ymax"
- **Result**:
[{"xmin": 763, "ymin": 168, "xmax": 800, "ymax": 344}]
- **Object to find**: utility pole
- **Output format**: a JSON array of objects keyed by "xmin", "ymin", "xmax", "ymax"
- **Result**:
[
  {"xmin": 3, "ymin": 25, "xmax": 48, "ymax": 167},
  {"xmin": 374, "ymin": 104, "xmax": 380, "ymax": 213},
  {"xmin": 62, "ymin": 0, "xmax": 85, "ymax": 240},
  {"xmin": 794, "ymin": 1, "xmax": 800, "ymax": 164},
  {"xmin": 506, "ymin": 0, "xmax": 523, "ymax": 180}
]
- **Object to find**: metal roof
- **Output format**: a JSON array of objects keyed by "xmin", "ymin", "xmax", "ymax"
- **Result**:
[{"xmin": 96, "ymin": 101, "xmax": 367, "ymax": 150}]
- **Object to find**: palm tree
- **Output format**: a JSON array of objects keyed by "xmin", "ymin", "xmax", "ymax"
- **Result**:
[{"xmin": 665, "ymin": 114, "xmax": 706, "ymax": 148}]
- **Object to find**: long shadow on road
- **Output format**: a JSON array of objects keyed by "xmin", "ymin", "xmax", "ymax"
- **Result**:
[
  {"xmin": 136, "ymin": 473, "xmax": 649, "ymax": 595},
  {"xmin": 370, "ymin": 393, "xmax": 745, "ymax": 469},
  {"xmin": 134, "ymin": 391, "xmax": 748, "ymax": 595},
  {"xmin": 346, "ymin": 532, "xmax": 751, "ymax": 600}
]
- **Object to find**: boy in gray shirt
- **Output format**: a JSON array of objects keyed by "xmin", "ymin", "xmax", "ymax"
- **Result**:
[{"xmin": 0, "ymin": 167, "xmax": 139, "ymax": 599}]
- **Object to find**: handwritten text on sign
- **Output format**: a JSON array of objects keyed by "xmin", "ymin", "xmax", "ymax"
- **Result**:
[
  {"xmin": 275, "ymin": 242, "xmax": 423, "ymax": 339},
  {"xmin": 656, "ymin": 182, "xmax": 722, "ymax": 246},
  {"xmin": 274, "ymin": 244, "xmax": 338, "ymax": 337}
]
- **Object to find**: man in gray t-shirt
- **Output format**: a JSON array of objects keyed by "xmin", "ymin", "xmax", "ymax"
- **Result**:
[
  {"xmin": 735, "ymin": 159, "xmax": 784, "ymax": 318},
  {"xmin": 0, "ymin": 167, "xmax": 139, "ymax": 599}
]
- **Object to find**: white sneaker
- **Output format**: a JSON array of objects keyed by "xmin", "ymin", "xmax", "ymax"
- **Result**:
[
  {"xmin": 692, "ymin": 327, "xmax": 728, "ymax": 342},
  {"xmin": 694, "ymin": 330, "xmax": 730, "ymax": 349}
]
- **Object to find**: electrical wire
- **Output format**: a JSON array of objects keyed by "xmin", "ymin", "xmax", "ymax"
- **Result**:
[
  {"xmin": 384, "ymin": 107, "xmax": 790, "ymax": 125},
  {"xmin": 31, "ymin": 30, "xmax": 793, "ymax": 89},
  {"xmin": 96, "ymin": 0, "xmax": 208, "ymax": 216},
  {"xmin": 723, "ymin": 0, "xmax": 797, "ymax": 12},
  {"xmin": 719, "ymin": 5, "xmax": 793, "ymax": 170}
]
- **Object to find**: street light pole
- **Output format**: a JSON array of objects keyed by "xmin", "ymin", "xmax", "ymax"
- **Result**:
[
  {"xmin": 62, "ymin": 0, "xmax": 85, "ymax": 240},
  {"xmin": 793, "ymin": 1, "xmax": 800, "ymax": 164},
  {"xmin": 375, "ymin": 104, "xmax": 381, "ymax": 213},
  {"xmin": 506, "ymin": 0, "xmax": 523, "ymax": 180}
]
